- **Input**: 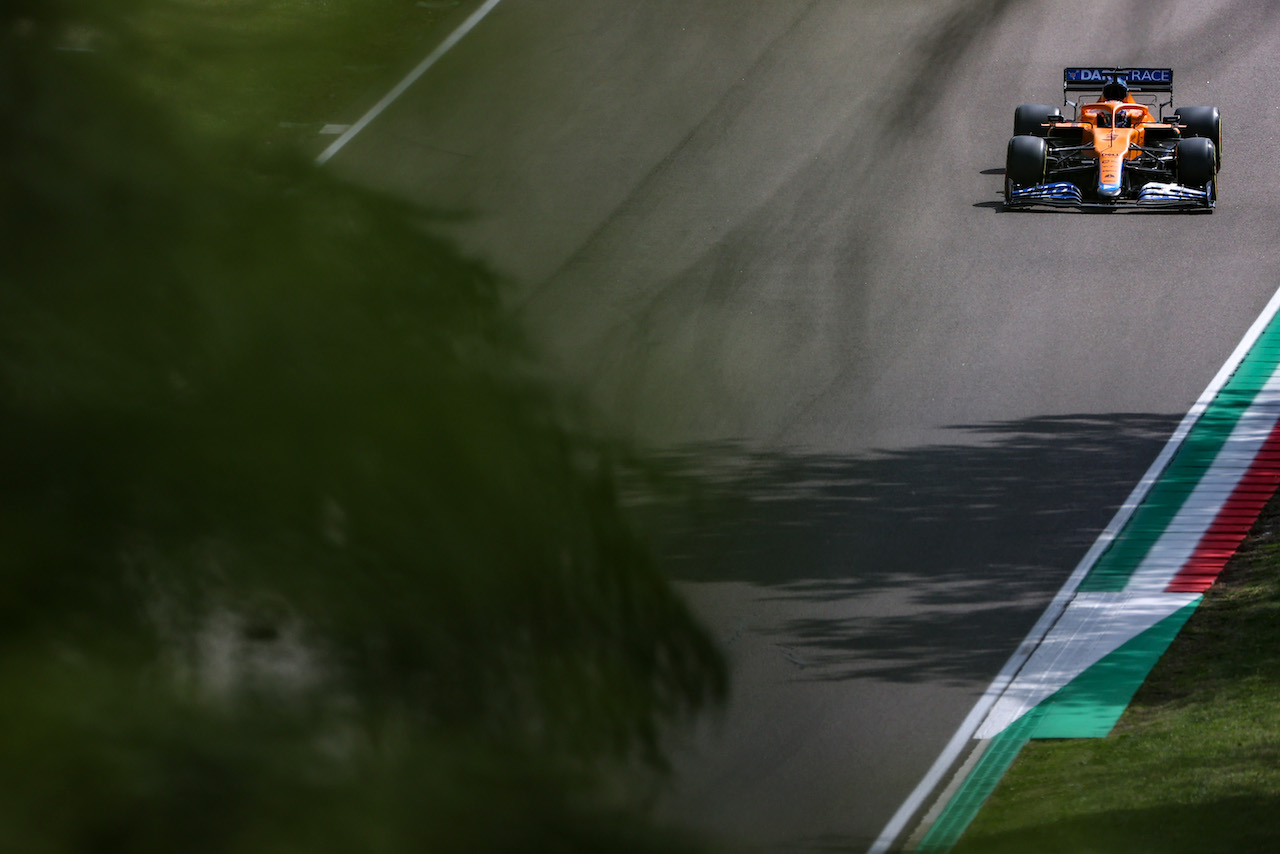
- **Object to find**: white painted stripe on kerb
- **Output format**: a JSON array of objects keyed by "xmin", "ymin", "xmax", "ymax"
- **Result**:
[
  {"xmin": 314, "ymin": 0, "xmax": 506, "ymax": 166},
  {"xmin": 974, "ymin": 592, "xmax": 1200, "ymax": 739}
]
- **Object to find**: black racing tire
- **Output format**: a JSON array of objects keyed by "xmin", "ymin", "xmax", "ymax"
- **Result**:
[
  {"xmin": 1014, "ymin": 104, "xmax": 1058, "ymax": 137},
  {"xmin": 1176, "ymin": 137, "xmax": 1217, "ymax": 188},
  {"xmin": 1006, "ymin": 134, "xmax": 1047, "ymax": 186},
  {"xmin": 1176, "ymin": 106, "xmax": 1221, "ymax": 168}
]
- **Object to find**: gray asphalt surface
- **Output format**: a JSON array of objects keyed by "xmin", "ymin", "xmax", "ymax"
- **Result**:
[{"xmin": 326, "ymin": 1, "xmax": 1280, "ymax": 850}]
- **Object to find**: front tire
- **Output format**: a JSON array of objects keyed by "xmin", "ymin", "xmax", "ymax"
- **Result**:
[
  {"xmin": 1176, "ymin": 137, "xmax": 1217, "ymax": 188},
  {"xmin": 1006, "ymin": 135, "xmax": 1047, "ymax": 183},
  {"xmin": 1005, "ymin": 135, "xmax": 1047, "ymax": 208}
]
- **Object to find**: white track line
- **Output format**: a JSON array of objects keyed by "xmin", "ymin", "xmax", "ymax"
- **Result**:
[
  {"xmin": 314, "ymin": 0, "xmax": 505, "ymax": 166},
  {"xmin": 867, "ymin": 280, "xmax": 1280, "ymax": 854}
]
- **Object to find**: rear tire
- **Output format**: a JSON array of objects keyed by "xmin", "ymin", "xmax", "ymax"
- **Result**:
[
  {"xmin": 1176, "ymin": 137, "xmax": 1217, "ymax": 188},
  {"xmin": 1176, "ymin": 106, "xmax": 1221, "ymax": 168},
  {"xmin": 1014, "ymin": 104, "xmax": 1057, "ymax": 137}
]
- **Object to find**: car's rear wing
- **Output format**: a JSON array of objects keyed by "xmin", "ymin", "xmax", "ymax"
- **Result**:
[{"xmin": 1063, "ymin": 67, "xmax": 1174, "ymax": 93}]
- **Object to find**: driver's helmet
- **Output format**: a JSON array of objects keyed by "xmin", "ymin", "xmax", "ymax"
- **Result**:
[{"xmin": 1101, "ymin": 77, "xmax": 1129, "ymax": 102}]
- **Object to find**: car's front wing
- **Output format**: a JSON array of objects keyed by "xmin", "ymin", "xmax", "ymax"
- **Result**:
[{"xmin": 1007, "ymin": 180, "xmax": 1213, "ymax": 210}]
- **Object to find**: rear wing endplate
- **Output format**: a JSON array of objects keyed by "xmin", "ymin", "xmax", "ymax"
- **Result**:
[{"xmin": 1063, "ymin": 67, "xmax": 1174, "ymax": 93}]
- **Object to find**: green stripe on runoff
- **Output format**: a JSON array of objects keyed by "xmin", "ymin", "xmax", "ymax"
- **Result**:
[
  {"xmin": 1026, "ymin": 596, "xmax": 1200, "ymax": 737},
  {"xmin": 1081, "ymin": 318, "xmax": 1280, "ymax": 591},
  {"xmin": 918, "ymin": 599, "xmax": 1201, "ymax": 852},
  {"xmin": 915, "ymin": 713, "xmax": 1039, "ymax": 853}
]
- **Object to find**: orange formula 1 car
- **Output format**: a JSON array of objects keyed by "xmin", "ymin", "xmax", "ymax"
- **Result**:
[{"xmin": 1005, "ymin": 67, "xmax": 1220, "ymax": 210}]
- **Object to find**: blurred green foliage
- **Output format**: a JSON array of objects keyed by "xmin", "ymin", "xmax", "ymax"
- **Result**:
[
  {"xmin": 0, "ymin": 3, "xmax": 724, "ymax": 850},
  {"xmin": 6, "ymin": 0, "xmax": 445, "ymax": 143}
]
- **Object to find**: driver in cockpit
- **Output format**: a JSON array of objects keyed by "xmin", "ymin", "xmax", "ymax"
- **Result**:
[{"xmin": 1095, "ymin": 77, "xmax": 1131, "ymax": 127}]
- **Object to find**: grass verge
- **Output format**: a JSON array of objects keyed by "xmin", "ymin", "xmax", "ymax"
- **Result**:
[{"xmin": 953, "ymin": 497, "xmax": 1280, "ymax": 853}]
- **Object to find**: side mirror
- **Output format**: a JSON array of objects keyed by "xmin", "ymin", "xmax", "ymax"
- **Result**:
[{"xmin": 1048, "ymin": 113, "xmax": 1066, "ymax": 123}]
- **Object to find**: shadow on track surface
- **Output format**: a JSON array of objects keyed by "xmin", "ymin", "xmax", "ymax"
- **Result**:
[{"xmin": 634, "ymin": 413, "xmax": 1179, "ymax": 688}]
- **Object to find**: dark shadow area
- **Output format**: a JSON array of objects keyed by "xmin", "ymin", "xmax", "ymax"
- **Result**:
[
  {"xmin": 630, "ymin": 414, "xmax": 1180, "ymax": 686},
  {"xmin": 647, "ymin": 414, "xmax": 1176, "ymax": 590}
]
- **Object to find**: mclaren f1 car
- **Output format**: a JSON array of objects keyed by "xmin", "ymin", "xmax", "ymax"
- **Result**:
[{"xmin": 1004, "ymin": 67, "xmax": 1220, "ymax": 210}]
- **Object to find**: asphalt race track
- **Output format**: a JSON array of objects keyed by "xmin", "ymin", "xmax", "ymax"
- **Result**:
[{"xmin": 324, "ymin": 1, "xmax": 1280, "ymax": 850}]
